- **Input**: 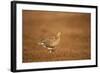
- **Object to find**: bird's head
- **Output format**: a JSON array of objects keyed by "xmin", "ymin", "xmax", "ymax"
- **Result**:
[{"xmin": 57, "ymin": 32, "xmax": 61, "ymax": 37}]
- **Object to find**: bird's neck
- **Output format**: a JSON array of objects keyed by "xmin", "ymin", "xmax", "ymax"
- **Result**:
[{"xmin": 56, "ymin": 34, "xmax": 61, "ymax": 40}]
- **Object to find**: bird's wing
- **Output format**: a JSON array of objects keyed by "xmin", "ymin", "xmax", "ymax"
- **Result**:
[{"xmin": 39, "ymin": 33, "xmax": 61, "ymax": 48}]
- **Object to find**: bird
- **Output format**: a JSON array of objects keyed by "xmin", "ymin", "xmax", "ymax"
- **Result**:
[{"xmin": 38, "ymin": 32, "xmax": 61, "ymax": 53}]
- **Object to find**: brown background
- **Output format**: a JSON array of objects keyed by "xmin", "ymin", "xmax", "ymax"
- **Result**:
[{"xmin": 22, "ymin": 10, "xmax": 91, "ymax": 63}]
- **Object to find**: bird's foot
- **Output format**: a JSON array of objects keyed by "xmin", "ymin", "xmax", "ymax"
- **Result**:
[{"xmin": 49, "ymin": 49, "xmax": 55, "ymax": 53}]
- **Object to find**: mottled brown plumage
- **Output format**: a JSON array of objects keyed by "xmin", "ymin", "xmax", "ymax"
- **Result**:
[{"xmin": 38, "ymin": 32, "xmax": 61, "ymax": 53}]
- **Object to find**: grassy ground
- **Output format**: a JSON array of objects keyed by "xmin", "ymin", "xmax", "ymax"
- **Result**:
[{"xmin": 22, "ymin": 10, "xmax": 91, "ymax": 63}]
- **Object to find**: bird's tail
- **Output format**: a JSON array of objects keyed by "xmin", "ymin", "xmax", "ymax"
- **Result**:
[{"xmin": 38, "ymin": 42, "xmax": 43, "ymax": 46}]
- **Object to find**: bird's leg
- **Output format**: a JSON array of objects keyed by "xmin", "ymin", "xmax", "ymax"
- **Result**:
[
  {"xmin": 49, "ymin": 50, "xmax": 52, "ymax": 53},
  {"xmin": 48, "ymin": 48, "xmax": 55, "ymax": 53},
  {"xmin": 48, "ymin": 48, "xmax": 53, "ymax": 53}
]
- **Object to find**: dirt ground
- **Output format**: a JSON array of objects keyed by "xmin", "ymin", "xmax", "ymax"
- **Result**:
[{"xmin": 22, "ymin": 10, "xmax": 91, "ymax": 63}]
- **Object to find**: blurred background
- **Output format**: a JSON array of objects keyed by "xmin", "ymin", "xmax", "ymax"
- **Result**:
[{"xmin": 23, "ymin": 10, "xmax": 91, "ymax": 62}]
